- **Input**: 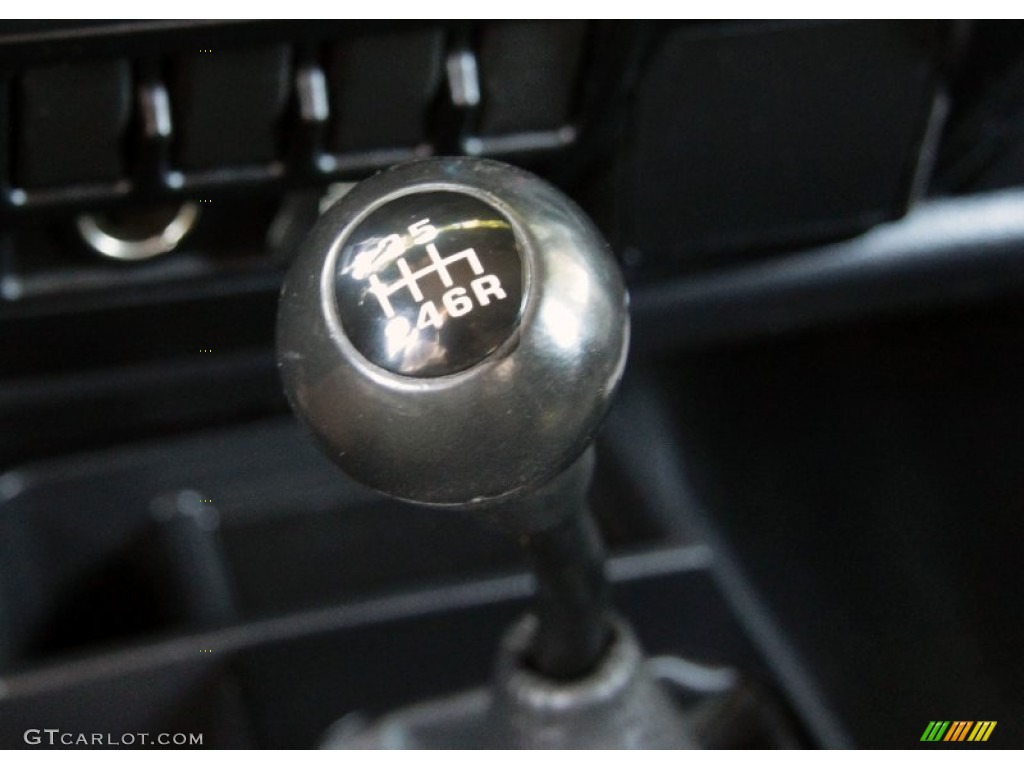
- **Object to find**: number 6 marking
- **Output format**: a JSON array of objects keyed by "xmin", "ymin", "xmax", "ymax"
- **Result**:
[{"xmin": 443, "ymin": 286, "xmax": 473, "ymax": 317}]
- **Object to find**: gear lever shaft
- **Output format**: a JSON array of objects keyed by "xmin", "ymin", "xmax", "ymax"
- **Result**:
[{"xmin": 277, "ymin": 157, "xmax": 629, "ymax": 679}]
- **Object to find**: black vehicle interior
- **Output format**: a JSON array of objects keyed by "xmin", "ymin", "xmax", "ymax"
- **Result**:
[{"xmin": 1, "ymin": 19, "xmax": 1023, "ymax": 748}]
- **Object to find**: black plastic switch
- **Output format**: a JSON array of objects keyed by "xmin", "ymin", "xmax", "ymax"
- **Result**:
[
  {"xmin": 171, "ymin": 45, "xmax": 291, "ymax": 171},
  {"xmin": 622, "ymin": 21, "xmax": 946, "ymax": 263},
  {"xmin": 477, "ymin": 22, "xmax": 586, "ymax": 136},
  {"xmin": 326, "ymin": 28, "xmax": 443, "ymax": 153},
  {"xmin": 15, "ymin": 59, "xmax": 131, "ymax": 188},
  {"xmin": 0, "ymin": 81, "xmax": 9, "ymax": 188}
]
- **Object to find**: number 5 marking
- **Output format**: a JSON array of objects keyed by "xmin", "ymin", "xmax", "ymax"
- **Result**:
[{"xmin": 408, "ymin": 218, "xmax": 438, "ymax": 245}]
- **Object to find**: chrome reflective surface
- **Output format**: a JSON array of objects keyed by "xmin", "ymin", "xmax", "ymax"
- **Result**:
[
  {"xmin": 75, "ymin": 202, "xmax": 200, "ymax": 261},
  {"xmin": 334, "ymin": 191, "xmax": 524, "ymax": 377},
  {"xmin": 277, "ymin": 157, "xmax": 630, "ymax": 507}
]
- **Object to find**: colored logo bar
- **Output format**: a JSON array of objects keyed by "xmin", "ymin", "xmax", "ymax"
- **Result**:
[{"xmin": 920, "ymin": 721, "xmax": 997, "ymax": 742}]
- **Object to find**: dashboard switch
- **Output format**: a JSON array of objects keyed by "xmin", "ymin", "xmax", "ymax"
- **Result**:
[
  {"xmin": 326, "ymin": 29, "xmax": 443, "ymax": 153},
  {"xmin": 171, "ymin": 45, "xmax": 291, "ymax": 170},
  {"xmin": 15, "ymin": 59, "xmax": 131, "ymax": 188},
  {"xmin": 0, "ymin": 81, "xmax": 9, "ymax": 188},
  {"xmin": 477, "ymin": 22, "xmax": 586, "ymax": 136}
]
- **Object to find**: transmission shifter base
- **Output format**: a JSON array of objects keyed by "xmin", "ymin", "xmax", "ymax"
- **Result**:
[
  {"xmin": 322, "ymin": 616, "xmax": 697, "ymax": 749},
  {"xmin": 322, "ymin": 612, "xmax": 800, "ymax": 749}
]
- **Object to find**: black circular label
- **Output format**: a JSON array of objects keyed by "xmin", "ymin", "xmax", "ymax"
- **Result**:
[{"xmin": 334, "ymin": 191, "xmax": 524, "ymax": 377}]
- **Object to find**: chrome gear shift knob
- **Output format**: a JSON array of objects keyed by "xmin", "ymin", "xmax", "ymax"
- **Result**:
[{"xmin": 277, "ymin": 157, "xmax": 629, "ymax": 508}]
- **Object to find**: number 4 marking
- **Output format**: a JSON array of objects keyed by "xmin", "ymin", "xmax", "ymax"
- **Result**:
[{"xmin": 417, "ymin": 301, "xmax": 444, "ymax": 330}]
